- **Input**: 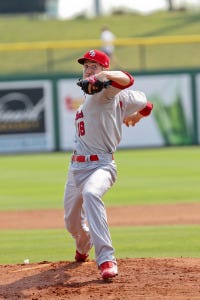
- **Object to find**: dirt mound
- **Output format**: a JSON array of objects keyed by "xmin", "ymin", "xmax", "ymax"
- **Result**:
[{"xmin": 1, "ymin": 258, "xmax": 200, "ymax": 299}]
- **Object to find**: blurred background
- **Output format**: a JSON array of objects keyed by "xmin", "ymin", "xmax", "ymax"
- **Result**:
[
  {"xmin": 0, "ymin": 0, "xmax": 200, "ymax": 267},
  {"xmin": 0, "ymin": 0, "xmax": 200, "ymax": 153},
  {"xmin": 0, "ymin": 0, "xmax": 200, "ymax": 73}
]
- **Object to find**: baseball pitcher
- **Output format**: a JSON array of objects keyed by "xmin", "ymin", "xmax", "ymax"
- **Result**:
[{"xmin": 63, "ymin": 49, "xmax": 153, "ymax": 280}]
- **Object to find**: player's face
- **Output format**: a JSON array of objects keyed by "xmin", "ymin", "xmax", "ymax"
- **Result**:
[{"xmin": 83, "ymin": 60, "xmax": 103, "ymax": 78}]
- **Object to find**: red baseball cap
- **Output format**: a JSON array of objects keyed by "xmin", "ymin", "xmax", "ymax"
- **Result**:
[{"xmin": 77, "ymin": 49, "xmax": 110, "ymax": 68}]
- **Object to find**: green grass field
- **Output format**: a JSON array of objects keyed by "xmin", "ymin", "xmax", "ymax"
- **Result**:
[
  {"xmin": 1, "ymin": 225, "xmax": 200, "ymax": 264},
  {"xmin": 1, "ymin": 11, "xmax": 200, "ymax": 42},
  {"xmin": 0, "ymin": 147, "xmax": 199, "ymax": 211},
  {"xmin": 0, "ymin": 147, "xmax": 200, "ymax": 264}
]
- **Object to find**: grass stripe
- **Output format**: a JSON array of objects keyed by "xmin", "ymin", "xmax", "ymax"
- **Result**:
[
  {"xmin": 1, "ymin": 225, "xmax": 200, "ymax": 264},
  {"xmin": 1, "ymin": 147, "xmax": 199, "ymax": 210}
]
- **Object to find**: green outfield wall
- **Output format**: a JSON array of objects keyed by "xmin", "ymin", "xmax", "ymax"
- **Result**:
[{"xmin": 0, "ymin": 68, "xmax": 199, "ymax": 153}]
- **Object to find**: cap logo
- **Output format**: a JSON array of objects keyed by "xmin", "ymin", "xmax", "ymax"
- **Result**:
[{"xmin": 89, "ymin": 50, "xmax": 96, "ymax": 57}]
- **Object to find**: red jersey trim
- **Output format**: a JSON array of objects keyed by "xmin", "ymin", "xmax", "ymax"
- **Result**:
[
  {"xmin": 139, "ymin": 102, "xmax": 153, "ymax": 116},
  {"xmin": 111, "ymin": 71, "xmax": 134, "ymax": 89}
]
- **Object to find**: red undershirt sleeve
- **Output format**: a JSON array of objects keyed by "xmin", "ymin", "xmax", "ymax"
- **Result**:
[
  {"xmin": 111, "ymin": 71, "xmax": 134, "ymax": 89},
  {"xmin": 139, "ymin": 102, "xmax": 153, "ymax": 116}
]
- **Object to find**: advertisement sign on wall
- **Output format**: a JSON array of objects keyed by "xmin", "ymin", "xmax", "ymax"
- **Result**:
[
  {"xmin": 0, "ymin": 80, "xmax": 54, "ymax": 153},
  {"xmin": 134, "ymin": 73, "xmax": 194, "ymax": 146},
  {"xmin": 58, "ymin": 79, "xmax": 84, "ymax": 151}
]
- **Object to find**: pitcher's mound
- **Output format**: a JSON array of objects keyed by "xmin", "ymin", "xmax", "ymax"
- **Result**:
[{"xmin": 1, "ymin": 258, "xmax": 200, "ymax": 299}]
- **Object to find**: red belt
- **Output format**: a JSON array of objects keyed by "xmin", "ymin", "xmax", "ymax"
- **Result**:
[
  {"xmin": 72, "ymin": 154, "xmax": 114, "ymax": 162},
  {"xmin": 72, "ymin": 155, "xmax": 99, "ymax": 162}
]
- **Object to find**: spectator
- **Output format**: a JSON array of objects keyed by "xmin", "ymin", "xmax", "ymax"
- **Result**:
[{"xmin": 100, "ymin": 26, "xmax": 116, "ymax": 60}]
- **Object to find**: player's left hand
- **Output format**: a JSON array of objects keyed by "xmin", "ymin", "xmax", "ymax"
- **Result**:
[
  {"xmin": 123, "ymin": 112, "xmax": 143, "ymax": 127},
  {"xmin": 77, "ymin": 75, "xmax": 111, "ymax": 95}
]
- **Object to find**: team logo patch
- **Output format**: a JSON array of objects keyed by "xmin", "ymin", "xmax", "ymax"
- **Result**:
[{"xmin": 89, "ymin": 50, "xmax": 96, "ymax": 57}]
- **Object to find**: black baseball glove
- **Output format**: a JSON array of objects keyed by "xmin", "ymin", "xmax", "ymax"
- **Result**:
[{"xmin": 77, "ymin": 75, "xmax": 111, "ymax": 95}]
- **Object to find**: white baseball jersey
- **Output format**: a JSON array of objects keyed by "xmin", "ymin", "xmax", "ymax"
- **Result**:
[{"xmin": 74, "ymin": 84, "xmax": 147, "ymax": 155}]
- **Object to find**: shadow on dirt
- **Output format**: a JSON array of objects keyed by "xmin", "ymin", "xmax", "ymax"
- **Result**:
[{"xmin": 0, "ymin": 261, "xmax": 105, "ymax": 299}]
